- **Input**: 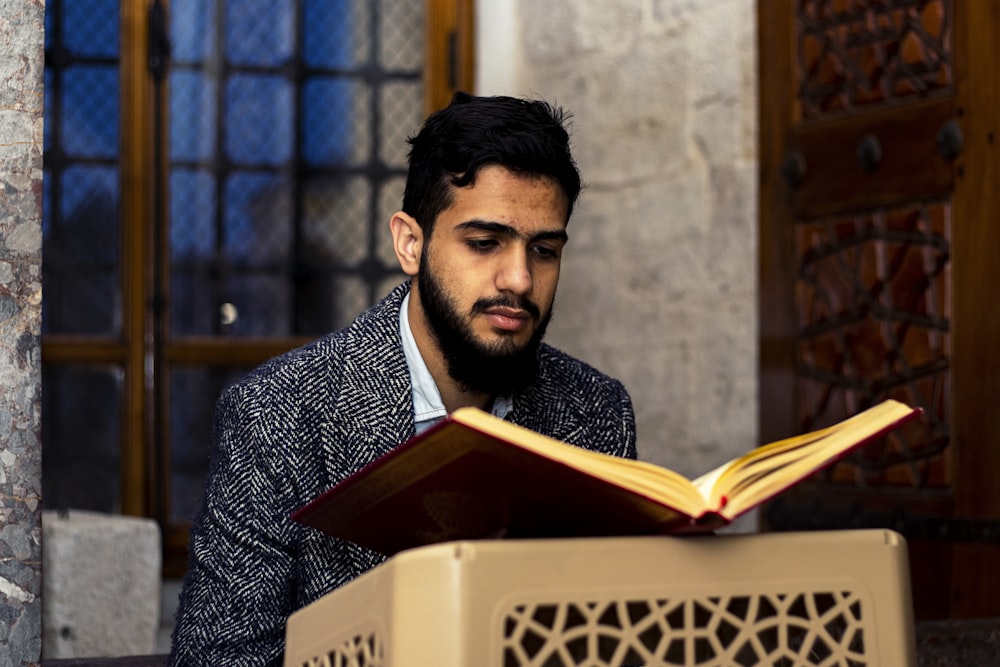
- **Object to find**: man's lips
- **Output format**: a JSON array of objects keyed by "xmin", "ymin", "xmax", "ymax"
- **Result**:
[{"xmin": 483, "ymin": 307, "xmax": 531, "ymax": 332}]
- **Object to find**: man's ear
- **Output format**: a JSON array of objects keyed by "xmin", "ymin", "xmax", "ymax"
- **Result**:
[{"xmin": 390, "ymin": 211, "xmax": 422, "ymax": 277}]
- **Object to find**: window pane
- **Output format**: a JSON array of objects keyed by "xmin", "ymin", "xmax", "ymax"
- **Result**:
[
  {"xmin": 302, "ymin": 77, "xmax": 371, "ymax": 167},
  {"xmin": 170, "ymin": 168, "xmax": 217, "ymax": 260},
  {"xmin": 379, "ymin": 0, "xmax": 423, "ymax": 69},
  {"xmin": 42, "ymin": 165, "xmax": 121, "ymax": 336},
  {"xmin": 379, "ymin": 81, "xmax": 423, "ymax": 168},
  {"xmin": 225, "ymin": 0, "xmax": 295, "ymax": 66},
  {"xmin": 63, "ymin": 0, "xmax": 120, "ymax": 58},
  {"xmin": 224, "ymin": 172, "xmax": 293, "ymax": 262},
  {"xmin": 303, "ymin": 0, "xmax": 368, "ymax": 68},
  {"xmin": 302, "ymin": 175, "xmax": 369, "ymax": 266},
  {"xmin": 170, "ymin": 70, "xmax": 217, "ymax": 162},
  {"xmin": 170, "ymin": 270, "xmax": 219, "ymax": 337},
  {"xmin": 170, "ymin": 0, "xmax": 216, "ymax": 63},
  {"xmin": 60, "ymin": 65, "xmax": 120, "ymax": 159},
  {"xmin": 226, "ymin": 74, "xmax": 295, "ymax": 166},
  {"xmin": 42, "ymin": 365, "xmax": 122, "ymax": 513}
]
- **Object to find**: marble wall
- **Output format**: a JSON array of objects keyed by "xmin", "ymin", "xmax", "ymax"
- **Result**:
[
  {"xmin": 0, "ymin": 1, "xmax": 45, "ymax": 665},
  {"xmin": 477, "ymin": 0, "xmax": 759, "ymax": 486}
]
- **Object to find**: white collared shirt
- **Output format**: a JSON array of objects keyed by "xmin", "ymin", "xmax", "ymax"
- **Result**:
[{"xmin": 399, "ymin": 292, "xmax": 512, "ymax": 434}]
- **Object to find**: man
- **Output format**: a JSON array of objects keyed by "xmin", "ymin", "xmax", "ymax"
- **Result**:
[{"xmin": 169, "ymin": 92, "xmax": 636, "ymax": 666}]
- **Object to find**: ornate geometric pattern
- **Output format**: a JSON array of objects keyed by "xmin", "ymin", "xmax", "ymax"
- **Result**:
[
  {"xmin": 794, "ymin": 201, "xmax": 950, "ymax": 488},
  {"xmin": 796, "ymin": 0, "xmax": 952, "ymax": 119},
  {"xmin": 501, "ymin": 590, "xmax": 870, "ymax": 666},
  {"xmin": 293, "ymin": 629, "xmax": 383, "ymax": 667}
]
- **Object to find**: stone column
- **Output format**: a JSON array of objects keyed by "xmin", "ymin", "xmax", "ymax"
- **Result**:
[{"xmin": 0, "ymin": 1, "xmax": 45, "ymax": 665}]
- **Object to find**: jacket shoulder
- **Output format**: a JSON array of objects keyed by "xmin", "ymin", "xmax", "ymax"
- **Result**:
[
  {"xmin": 536, "ymin": 344, "xmax": 629, "ymax": 400},
  {"xmin": 517, "ymin": 345, "xmax": 636, "ymax": 458}
]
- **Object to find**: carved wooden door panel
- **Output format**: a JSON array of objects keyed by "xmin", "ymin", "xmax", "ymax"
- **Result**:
[{"xmin": 758, "ymin": 0, "xmax": 1000, "ymax": 620}]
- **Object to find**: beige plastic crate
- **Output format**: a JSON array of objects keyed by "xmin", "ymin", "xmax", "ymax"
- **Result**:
[{"xmin": 285, "ymin": 530, "xmax": 916, "ymax": 667}]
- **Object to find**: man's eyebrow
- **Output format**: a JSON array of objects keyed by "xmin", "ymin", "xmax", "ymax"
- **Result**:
[{"xmin": 456, "ymin": 220, "xmax": 569, "ymax": 243}]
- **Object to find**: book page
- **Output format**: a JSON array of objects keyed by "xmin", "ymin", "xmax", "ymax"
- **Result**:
[
  {"xmin": 705, "ymin": 400, "xmax": 920, "ymax": 516},
  {"xmin": 688, "ymin": 427, "xmax": 834, "ymax": 507}
]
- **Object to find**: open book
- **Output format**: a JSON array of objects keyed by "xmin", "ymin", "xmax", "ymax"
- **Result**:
[{"xmin": 292, "ymin": 399, "xmax": 921, "ymax": 555}]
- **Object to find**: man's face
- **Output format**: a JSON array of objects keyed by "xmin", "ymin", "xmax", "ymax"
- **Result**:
[{"xmin": 415, "ymin": 165, "xmax": 569, "ymax": 394}]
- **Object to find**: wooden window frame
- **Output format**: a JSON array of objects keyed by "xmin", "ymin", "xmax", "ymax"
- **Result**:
[{"xmin": 42, "ymin": 0, "xmax": 475, "ymax": 576}]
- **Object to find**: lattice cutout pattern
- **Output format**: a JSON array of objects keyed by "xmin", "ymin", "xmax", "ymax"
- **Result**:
[
  {"xmin": 501, "ymin": 590, "xmax": 869, "ymax": 666},
  {"xmin": 797, "ymin": 0, "xmax": 952, "ymax": 118},
  {"xmin": 794, "ymin": 202, "xmax": 950, "ymax": 488},
  {"xmin": 294, "ymin": 630, "xmax": 384, "ymax": 667}
]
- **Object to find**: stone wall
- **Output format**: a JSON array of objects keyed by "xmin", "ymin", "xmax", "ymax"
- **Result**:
[
  {"xmin": 0, "ymin": 1, "xmax": 45, "ymax": 665},
  {"xmin": 477, "ymin": 1, "xmax": 759, "ymax": 486}
]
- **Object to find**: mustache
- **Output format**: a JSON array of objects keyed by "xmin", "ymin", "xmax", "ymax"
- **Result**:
[{"xmin": 471, "ymin": 295, "xmax": 541, "ymax": 320}]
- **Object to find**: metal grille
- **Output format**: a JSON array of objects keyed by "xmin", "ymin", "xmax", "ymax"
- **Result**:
[
  {"xmin": 41, "ymin": 0, "xmax": 123, "ymax": 515},
  {"xmin": 165, "ymin": 0, "xmax": 425, "ymax": 521},
  {"xmin": 797, "ymin": 0, "xmax": 952, "ymax": 120},
  {"xmin": 42, "ymin": 0, "xmax": 121, "ymax": 337},
  {"xmin": 167, "ymin": 0, "xmax": 421, "ymax": 338}
]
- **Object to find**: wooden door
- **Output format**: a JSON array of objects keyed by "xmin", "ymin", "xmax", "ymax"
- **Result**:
[{"xmin": 758, "ymin": 0, "xmax": 1000, "ymax": 620}]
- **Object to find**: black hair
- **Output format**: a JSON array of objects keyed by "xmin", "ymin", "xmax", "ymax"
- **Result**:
[{"xmin": 401, "ymin": 92, "xmax": 582, "ymax": 234}]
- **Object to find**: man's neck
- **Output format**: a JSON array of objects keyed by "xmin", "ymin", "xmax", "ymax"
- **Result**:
[{"xmin": 437, "ymin": 382, "xmax": 493, "ymax": 414}]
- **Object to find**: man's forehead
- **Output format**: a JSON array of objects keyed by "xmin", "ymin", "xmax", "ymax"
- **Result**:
[{"xmin": 438, "ymin": 168, "xmax": 569, "ymax": 228}]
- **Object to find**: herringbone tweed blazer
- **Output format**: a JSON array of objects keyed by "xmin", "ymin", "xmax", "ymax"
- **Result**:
[{"xmin": 169, "ymin": 282, "xmax": 636, "ymax": 667}]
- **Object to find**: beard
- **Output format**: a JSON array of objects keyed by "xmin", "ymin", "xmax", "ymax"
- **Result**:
[{"xmin": 417, "ymin": 253, "xmax": 553, "ymax": 396}]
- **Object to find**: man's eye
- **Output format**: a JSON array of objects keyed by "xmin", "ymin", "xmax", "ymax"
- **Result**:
[
  {"xmin": 466, "ymin": 239, "xmax": 498, "ymax": 252},
  {"xmin": 532, "ymin": 244, "xmax": 560, "ymax": 259}
]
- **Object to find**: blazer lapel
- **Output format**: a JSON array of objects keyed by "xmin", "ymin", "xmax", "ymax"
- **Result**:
[
  {"xmin": 321, "ymin": 284, "xmax": 416, "ymax": 487},
  {"xmin": 508, "ymin": 345, "xmax": 587, "ymax": 444}
]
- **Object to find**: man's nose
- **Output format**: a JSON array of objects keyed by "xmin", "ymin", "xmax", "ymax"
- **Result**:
[{"xmin": 495, "ymin": 247, "xmax": 532, "ymax": 295}]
